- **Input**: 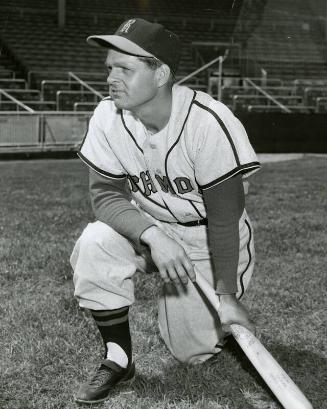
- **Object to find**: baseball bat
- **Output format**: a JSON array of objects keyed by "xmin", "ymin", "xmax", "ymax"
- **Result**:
[{"xmin": 195, "ymin": 272, "xmax": 313, "ymax": 409}]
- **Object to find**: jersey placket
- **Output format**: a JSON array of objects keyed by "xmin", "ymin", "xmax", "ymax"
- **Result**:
[{"xmin": 142, "ymin": 131, "xmax": 163, "ymax": 197}]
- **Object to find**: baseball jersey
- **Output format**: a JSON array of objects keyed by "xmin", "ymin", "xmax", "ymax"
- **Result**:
[{"xmin": 79, "ymin": 84, "xmax": 260, "ymax": 223}]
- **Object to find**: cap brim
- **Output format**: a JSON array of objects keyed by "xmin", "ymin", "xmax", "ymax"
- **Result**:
[{"xmin": 87, "ymin": 35, "xmax": 154, "ymax": 57}]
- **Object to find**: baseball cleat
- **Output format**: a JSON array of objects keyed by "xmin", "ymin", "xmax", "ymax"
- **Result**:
[{"xmin": 74, "ymin": 359, "xmax": 135, "ymax": 404}]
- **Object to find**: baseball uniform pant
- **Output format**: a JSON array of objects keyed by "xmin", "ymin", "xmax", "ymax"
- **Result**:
[{"xmin": 70, "ymin": 210, "xmax": 255, "ymax": 364}]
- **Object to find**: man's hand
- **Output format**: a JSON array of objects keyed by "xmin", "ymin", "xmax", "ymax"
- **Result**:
[
  {"xmin": 217, "ymin": 294, "xmax": 255, "ymax": 334},
  {"xmin": 140, "ymin": 226, "xmax": 196, "ymax": 285}
]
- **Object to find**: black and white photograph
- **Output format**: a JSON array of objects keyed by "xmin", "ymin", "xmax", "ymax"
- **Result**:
[{"xmin": 0, "ymin": 1, "xmax": 326, "ymax": 408}]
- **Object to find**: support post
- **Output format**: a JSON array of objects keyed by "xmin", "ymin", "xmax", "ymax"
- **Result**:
[
  {"xmin": 217, "ymin": 56, "xmax": 223, "ymax": 101},
  {"xmin": 58, "ymin": 0, "xmax": 66, "ymax": 28}
]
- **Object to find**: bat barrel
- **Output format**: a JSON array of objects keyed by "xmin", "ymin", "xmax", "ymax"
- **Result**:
[
  {"xmin": 194, "ymin": 272, "xmax": 313, "ymax": 409},
  {"xmin": 231, "ymin": 324, "xmax": 313, "ymax": 409}
]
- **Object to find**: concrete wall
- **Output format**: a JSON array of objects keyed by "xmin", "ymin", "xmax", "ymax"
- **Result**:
[{"xmin": 237, "ymin": 113, "xmax": 327, "ymax": 153}]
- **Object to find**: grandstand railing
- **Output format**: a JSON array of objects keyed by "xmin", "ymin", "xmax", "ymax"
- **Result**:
[
  {"xmin": 2, "ymin": 67, "xmax": 327, "ymax": 153},
  {"xmin": 0, "ymin": 89, "xmax": 35, "ymax": 112},
  {"xmin": 0, "ymin": 111, "xmax": 91, "ymax": 152},
  {"xmin": 177, "ymin": 53, "xmax": 228, "ymax": 99},
  {"xmin": 68, "ymin": 72, "xmax": 105, "ymax": 99},
  {"xmin": 28, "ymin": 70, "xmax": 106, "ymax": 88},
  {"xmin": 0, "ymin": 69, "xmax": 16, "ymax": 79},
  {"xmin": 0, "ymin": 78, "xmax": 27, "ymax": 89},
  {"xmin": 55, "ymin": 90, "xmax": 101, "ymax": 111},
  {"xmin": 243, "ymin": 78, "xmax": 291, "ymax": 113},
  {"xmin": 40, "ymin": 80, "xmax": 108, "ymax": 101},
  {"xmin": 247, "ymin": 105, "xmax": 315, "ymax": 113},
  {"xmin": 316, "ymin": 97, "xmax": 327, "ymax": 113},
  {"xmin": 177, "ymin": 55, "xmax": 225, "ymax": 84}
]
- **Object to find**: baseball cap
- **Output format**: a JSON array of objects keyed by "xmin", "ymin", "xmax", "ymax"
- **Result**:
[{"xmin": 87, "ymin": 18, "xmax": 181, "ymax": 73}]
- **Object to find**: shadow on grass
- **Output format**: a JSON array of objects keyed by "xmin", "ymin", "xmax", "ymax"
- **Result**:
[
  {"xmin": 224, "ymin": 336, "xmax": 326, "ymax": 406},
  {"xmin": 128, "ymin": 338, "xmax": 325, "ymax": 408}
]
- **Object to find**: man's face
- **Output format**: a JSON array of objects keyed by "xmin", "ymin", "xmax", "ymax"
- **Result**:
[{"xmin": 105, "ymin": 49, "xmax": 159, "ymax": 111}]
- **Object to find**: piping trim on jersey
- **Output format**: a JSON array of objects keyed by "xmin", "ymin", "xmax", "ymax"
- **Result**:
[
  {"xmin": 193, "ymin": 100, "xmax": 241, "ymax": 167},
  {"xmin": 78, "ymin": 116, "xmax": 91, "ymax": 152},
  {"xmin": 237, "ymin": 218, "xmax": 252, "ymax": 300},
  {"xmin": 120, "ymin": 112, "xmax": 144, "ymax": 154},
  {"xmin": 199, "ymin": 162, "xmax": 261, "ymax": 190},
  {"xmin": 77, "ymin": 151, "xmax": 126, "ymax": 179},
  {"xmin": 164, "ymin": 90, "xmax": 197, "ymax": 194},
  {"xmin": 78, "ymin": 97, "xmax": 112, "ymax": 152},
  {"xmin": 188, "ymin": 200, "xmax": 205, "ymax": 218},
  {"xmin": 162, "ymin": 198, "xmax": 181, "ymax": 222},
  {"xmin": 136, "ymin": 191, "xmax": 170, "ymax": 211}
]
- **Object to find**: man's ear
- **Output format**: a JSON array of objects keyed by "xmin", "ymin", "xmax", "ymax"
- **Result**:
[{"xmin": 156, "ymin": 64, "xmax": 171, "ymax": 87}]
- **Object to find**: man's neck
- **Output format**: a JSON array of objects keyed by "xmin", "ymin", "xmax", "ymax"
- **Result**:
[{"xmin": 132, "ymin": 87, "xmax": 173, "ymax": 135}]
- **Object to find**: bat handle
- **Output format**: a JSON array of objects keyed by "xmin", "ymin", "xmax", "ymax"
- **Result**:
[{"xmin": 195, "ymin": 270, "xmax": 220, "ymax": 310}]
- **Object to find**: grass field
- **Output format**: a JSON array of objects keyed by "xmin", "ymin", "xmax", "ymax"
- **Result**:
[{"xmin": 1, "ymin": 156, "xmax": 326, "ymax": 409}]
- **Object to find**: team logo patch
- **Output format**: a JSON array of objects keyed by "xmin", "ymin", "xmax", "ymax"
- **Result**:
[{"xmin": 119, "ymin": 19, "xmax": 136, "ymax": 33}]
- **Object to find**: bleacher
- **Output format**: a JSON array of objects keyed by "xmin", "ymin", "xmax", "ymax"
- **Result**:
[{"xmin": 0, "ymin": 0, "xmax": 327, "ymax": 151}]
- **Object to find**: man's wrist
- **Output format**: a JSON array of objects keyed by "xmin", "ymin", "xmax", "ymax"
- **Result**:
[
  {"xmin": 217, "ymin": 293, "xmax": 237, "ymax": 302},
  {"xmin": 140, "ymin": 225, "xmax": 161, "ymax": 246}
]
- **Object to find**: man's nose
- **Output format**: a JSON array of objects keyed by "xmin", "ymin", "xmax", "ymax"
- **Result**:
[{"xmin": 107, "ymin": 69, "xmax": 118, "ymax": 85}]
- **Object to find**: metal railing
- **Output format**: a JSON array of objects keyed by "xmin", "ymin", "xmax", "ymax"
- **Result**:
[
  {"xmin": 68, "ymin": 72, "xmax": 105, "ymax": 99},
  {"xmin": 0, "ymin": 89, "xmax": 35, "ymax": 113},
  {"xmin": 0, "ymin": 78, "xmax": 27, "ymax": 89},
  {"xmin": 55, "ymin": 90, "xmax": 100, "ymax": 111},
  {"xmin": 243, "ymin": 78, "xmax": 291, "ymax": 113},
  {"xmin": 0, "ymin": 111, "xmax": 91, "ymax": 151},
  {"xmin": 0, "ymin": 69, "xmax": 16, "ymax": 79},
  {"xmin": 2, "ymin": 61, "xmax": 326, "ymax": 154},
  {"xmin": 177, "ymin": 54, "xmax": 227, "ymax": 92},
  {"xmin": 40, "ymin": 79, "xmax": 108, "ymax": 100},
  {"xmin": 28, "ymin": 70, "xmax": 106, "ymax": 88}
]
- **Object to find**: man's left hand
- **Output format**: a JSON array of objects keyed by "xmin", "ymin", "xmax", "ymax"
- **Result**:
[{"xmin": 217, "ymin": 294, "xmax": 255, "ymax": 334}]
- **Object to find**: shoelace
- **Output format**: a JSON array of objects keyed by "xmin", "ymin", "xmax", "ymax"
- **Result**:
[{"xmin": 88, "ymin": 366, "xmax": 113, "ymax": 387}]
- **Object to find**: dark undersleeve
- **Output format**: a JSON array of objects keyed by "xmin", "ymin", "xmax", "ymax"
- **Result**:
[
  {"xmin": 90, "ymin": 169, "xmax": 245, "ymax": 294},
  {"xmin": 89, "ymin": 169, "xmax": 155, "ymax": 245},
  {"xmin": 202, "ymin": 174, "xmax": 245, "ymax": 294}
]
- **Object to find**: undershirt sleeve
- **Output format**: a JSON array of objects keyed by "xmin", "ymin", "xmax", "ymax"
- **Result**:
[
  {"xmin": 202, "ymin": 174, "xmax": 245, "ymax": 294},
  {"xmin": 89, "ymin": 169, "xmax": 155, "ymax": 245}
]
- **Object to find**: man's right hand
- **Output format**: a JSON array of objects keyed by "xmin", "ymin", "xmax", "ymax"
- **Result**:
[{"xmin": 140, "ymin": 226, "xmax": 195, "ymax": 285}]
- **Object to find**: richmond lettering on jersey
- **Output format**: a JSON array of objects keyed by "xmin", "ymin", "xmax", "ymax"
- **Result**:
[{"xmin": 127, "ymin": 171, "xmax": 194, "ymax": 196}]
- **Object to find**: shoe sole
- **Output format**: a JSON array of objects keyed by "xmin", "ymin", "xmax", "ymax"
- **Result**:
[{"xmin": 74, "ymin": 366, "xmax": 135, "ymax": 404}]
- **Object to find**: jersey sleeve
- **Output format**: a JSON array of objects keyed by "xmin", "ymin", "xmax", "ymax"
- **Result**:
[
  {"xmin": 78, "ymin": 101, "xmax": 126, "ymax": 180},
  {"xmin": 193, "ymin": 101, "xmax": 260, "ymax": 190}
]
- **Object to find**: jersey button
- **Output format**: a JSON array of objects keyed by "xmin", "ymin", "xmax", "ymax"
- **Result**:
[{"xmin": 149, "ymin": 143, "xmax": 156, "ymax": 149}]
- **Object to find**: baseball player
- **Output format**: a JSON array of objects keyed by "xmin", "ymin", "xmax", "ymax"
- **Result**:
[{"xmin": 70, "ymin": 18, "xmax": 260, "ymax": 404}]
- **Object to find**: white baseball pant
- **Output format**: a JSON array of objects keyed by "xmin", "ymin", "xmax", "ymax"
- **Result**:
[{"xmin": 70, "ymin": 210, "xmax": 255, "ymax": 364}]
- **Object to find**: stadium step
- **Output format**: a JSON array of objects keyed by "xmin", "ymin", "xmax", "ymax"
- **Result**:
[
  {"xmin": 0, "ymin": 89, "xmax": 41, "ymax": 100},
  {"xmin": 0, "ymin": 78, "xmax": 27, "ymax": 89}
]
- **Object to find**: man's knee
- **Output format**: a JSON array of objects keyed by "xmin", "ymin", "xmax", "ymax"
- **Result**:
[
  {"xmin": 171, "ymin": 349, "xmax": 219, "ymax": 365},
  {"xmin": 70, "ymin": 221, "xmax": 125, "ymax": 280},
  {"xmin": 78, "ymin": 221, "xmax": 117, "ymax": 252},
  {"xmin": 71, "ymin": 221, "xmax": 136, "ymax": 309},
  {"xmin": 160, "ymin": 327, "xmax": 221, "ymax": 365}
]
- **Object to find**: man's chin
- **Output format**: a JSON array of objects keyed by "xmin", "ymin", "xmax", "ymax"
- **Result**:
[
  {"xmin": 112, "ymin": 99, "xmax": 131, "ymax": 110},
  {"xmin": 112, "ymin": 99, "xmax": 124, "ymax": 109}
]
